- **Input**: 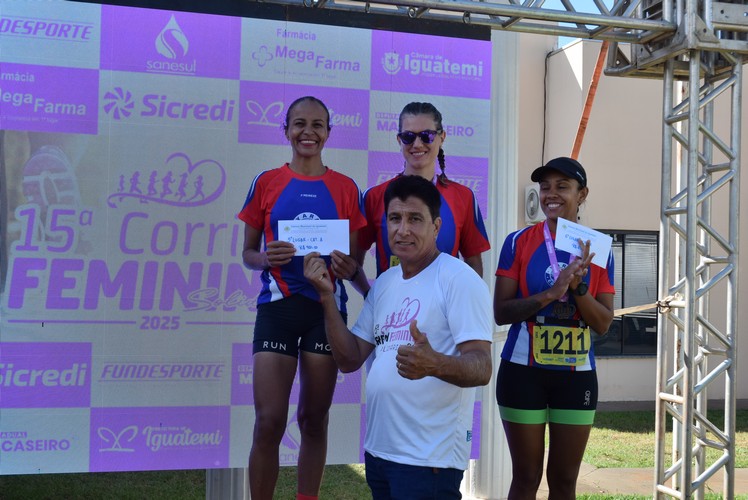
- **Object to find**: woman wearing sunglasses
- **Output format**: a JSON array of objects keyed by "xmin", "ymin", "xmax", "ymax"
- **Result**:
[{"xmin": 352, "ymin": 102, "xmax": 490, "ymax": 285}]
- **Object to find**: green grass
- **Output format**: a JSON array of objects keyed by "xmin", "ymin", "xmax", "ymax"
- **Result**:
[
  {"xmin": 1, "ymin": 410, "xmax": 746, "ymax": 499},
  {"xmin": 0, "ymin": 469, "xmax": 206, "ymax": 500},
  {"xmin": 586, "ymin": 409, "xmax": 748, "ymax": 469},
  {"xmin": 277, "ymin": 464, "xmax": 368, "ymax": 499}
]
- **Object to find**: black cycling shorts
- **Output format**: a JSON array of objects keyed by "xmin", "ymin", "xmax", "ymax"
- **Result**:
[
  {"xmin": 496, "ymin": 359, "xmax": 598, "ymax": 425},
  {"xmin": 252, "ymin": 294, "xmax": 346, "ymax": 357}
]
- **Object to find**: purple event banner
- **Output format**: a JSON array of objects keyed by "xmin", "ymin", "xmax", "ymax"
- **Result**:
[
  {"xmin": 238, "ymin": 81, "xmax": 369, "ymax": 149},
  {"xmin": 0, "ymin": 63, "xmax": 98, "ymax": 134},
  {"xmin": 0, "ymin": 0, "xmax": 492, "ymax": 474},
  {"xmin": 89, "ymin": 406, "xmax": 230, "ymax": 471},
  {"xmin": 370, "ymin": 31, "xmax": 491, "ymax": 100},
  {"xmin": 100, "ymin": 6, "xmax": 240, "ymax": 79},
  {"xmin": 231, "ymin": 343, "xmax": 362, "ymax": 406},
  {"xmin": 368, "ymin": 151, "xmax": 488, "ymax": 216},
  {"xmin": 0, "ymin": 342, "xmax": 92, "ymax": 408}
]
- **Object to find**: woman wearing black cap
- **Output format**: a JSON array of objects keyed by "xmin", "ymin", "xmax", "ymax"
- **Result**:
[{"xmin": 493, "ymin": 157, "xmax": 615, "ymax": 499}]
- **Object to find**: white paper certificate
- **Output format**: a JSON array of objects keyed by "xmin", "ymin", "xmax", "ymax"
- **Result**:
[
  {"xmin": 555, "ymin": 217, "xmax": 613, "ymax": 269},
  {"xmin": 278, "ymin": 219, "xmax": 349, "ymax": 256}
]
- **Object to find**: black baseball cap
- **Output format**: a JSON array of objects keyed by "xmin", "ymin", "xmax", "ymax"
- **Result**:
[{"xmin": 531, "ymin": 157, "xmax": 587, "ymax": 188}]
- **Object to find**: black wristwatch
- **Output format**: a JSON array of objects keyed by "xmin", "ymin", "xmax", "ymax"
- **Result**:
[{"xmin": 573, "ymin": 282, "xmax": 589, "ymax": 296}]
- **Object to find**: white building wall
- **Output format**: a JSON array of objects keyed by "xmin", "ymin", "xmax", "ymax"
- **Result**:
[{"xmin": 514, "ymin": 36, "xmax": 748, "ymax": 403}]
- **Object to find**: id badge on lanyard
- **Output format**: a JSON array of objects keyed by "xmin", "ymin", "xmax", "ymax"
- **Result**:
[
  {"xmin": 538, "ymin": 222, "xmax": 588, "ymax": 366},
  {"xmin": 543, "ymin": 221, "xmax": 575, "ymax": 302}
]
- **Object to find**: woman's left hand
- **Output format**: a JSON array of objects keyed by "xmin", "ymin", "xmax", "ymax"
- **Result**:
[
  {"xmin": 331, "ymin": 250, "xmax": 359, "ymax": 281},
  {"xmin": 568, "ymin": 238, "xmax": 594, "ymax": 289}
]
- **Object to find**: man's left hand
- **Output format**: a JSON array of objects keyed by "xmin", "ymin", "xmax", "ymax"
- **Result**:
[{"xmin": 396, "ymin": 320, "xmax": 438, "ymax": 380}]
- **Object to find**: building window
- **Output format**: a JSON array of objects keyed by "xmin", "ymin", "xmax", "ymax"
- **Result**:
[{"xmin": 593, "ymin": 231, "xmax": 658, "ymax": 356}]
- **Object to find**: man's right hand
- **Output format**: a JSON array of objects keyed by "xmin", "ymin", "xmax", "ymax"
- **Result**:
[{"xmin": 304, "ymin": 252, "xmax": 334, "ymax": 294}]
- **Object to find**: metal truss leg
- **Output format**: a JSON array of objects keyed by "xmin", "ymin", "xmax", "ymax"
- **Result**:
[{"xmin": 654, "ymin": 49, "xmax": 741, "ymax": 499}]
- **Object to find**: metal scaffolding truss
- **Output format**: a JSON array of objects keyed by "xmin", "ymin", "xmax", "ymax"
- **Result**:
[
  {"xmin": 249, "ymin": 0, "xmax": 748, "ymax": 50},
  {"xmin": 654, "ymin": 48, "xmax": 742, "ymax": 499},
  {"xmin": 252, "ymin": 0, "xmax": 676, "ymax": 41}
]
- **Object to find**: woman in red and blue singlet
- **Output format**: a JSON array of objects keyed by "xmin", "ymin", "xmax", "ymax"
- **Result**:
[
  {"xmin": 355, "ymin": 102, "xmax": 490, "ymax": 283},
  {"xmin": 494, "ymin": 157, "xmax": 615, "ymax": 499},
  {"xmin": 238, "ymin": 96, "xmax": 366, "ymax": 500}
]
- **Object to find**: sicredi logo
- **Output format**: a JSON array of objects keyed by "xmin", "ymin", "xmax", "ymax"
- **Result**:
[
  {"xmin": 147, "ymin": 15, "xmax": 196, "ymax": 75},
  {"xmin": 0, "ymin": 342, "xmax": 91, "ymax": 408},
  {"xmin": 0, "ymin": 363, "xmax": 87, "ymax": 387},
  {"xmin": 0, "ymin": 16, "xmax": 94, "ymax": 41},
  {"xmin": 103, "ymin": 87, "xmax": 134, "ymax": 120},
  {"xmin": 103, "ymin": 87, "xmax": 235, "ymax": 123}
]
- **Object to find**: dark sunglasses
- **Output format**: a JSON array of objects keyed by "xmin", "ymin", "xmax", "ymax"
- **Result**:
[{"xmin": 397, "ymin": 129, "xmax": 441, "ymax": 145}]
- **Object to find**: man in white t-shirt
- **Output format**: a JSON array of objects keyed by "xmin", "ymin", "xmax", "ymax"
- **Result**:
[{"xmin": 304, "ymin": 174, "xmax": 493, "ymax": 499}]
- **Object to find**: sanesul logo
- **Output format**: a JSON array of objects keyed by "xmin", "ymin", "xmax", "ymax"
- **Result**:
[
  {"xmin": 156, "ymin": 15, "xmax": 188, "ymax": 59},
  {"xmin": 148, "ymin": 15, "xmax": 195, "ymax": 75},
  {"xmin": 100, "ymin": 6, "xmax": 240, "ymax": 79},
  {"xmin": 102, "ymin": 87, "xmax": 236, "ymax": 124}
]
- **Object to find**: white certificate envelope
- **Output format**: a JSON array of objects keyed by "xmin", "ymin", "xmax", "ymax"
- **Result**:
[
  {"xmin": 278, "ymin": 219, "xmax": 349, "ymax": 256},
  {"xmin": 555, "ymin": 217, "xmax": 612, "ymax": 269}
]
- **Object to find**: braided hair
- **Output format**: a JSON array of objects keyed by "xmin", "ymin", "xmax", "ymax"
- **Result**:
[{"xmin": 398, "ymin": 102, "xmax": 449, "ymax": 186}]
